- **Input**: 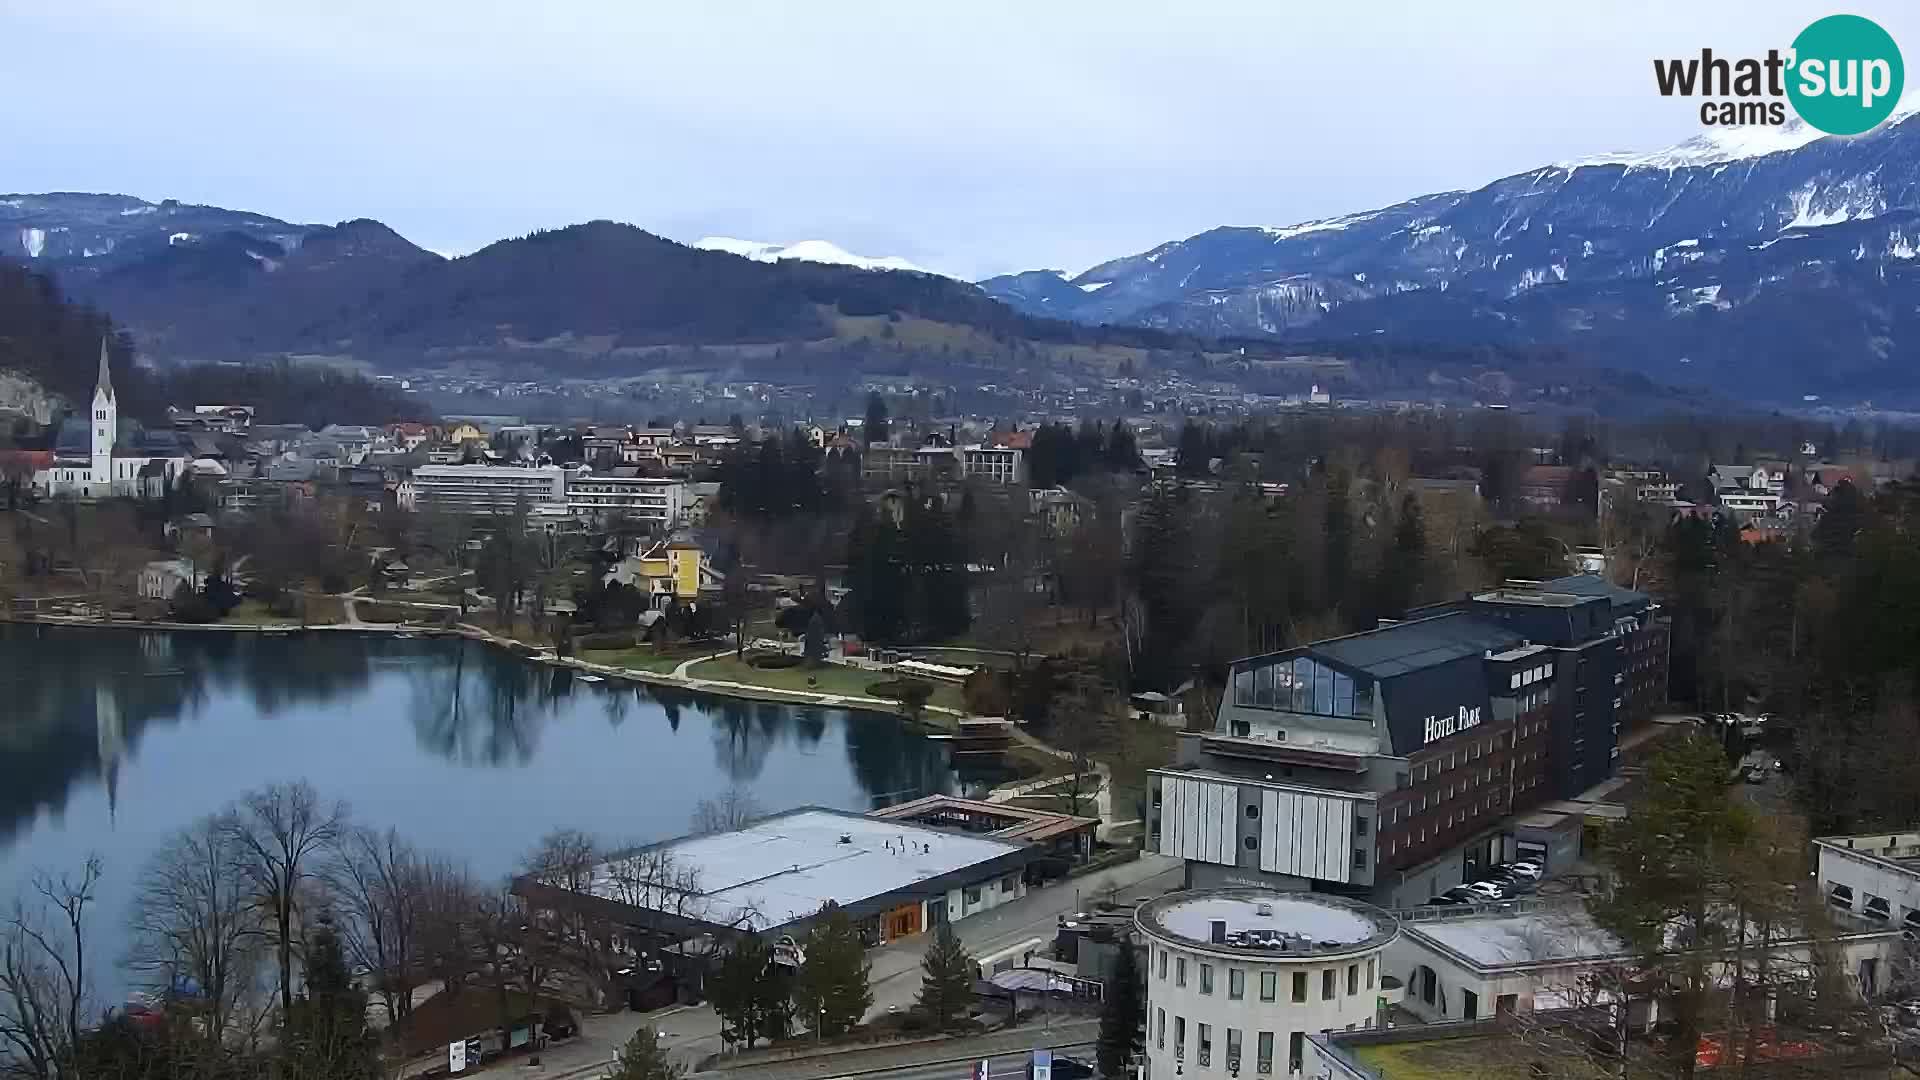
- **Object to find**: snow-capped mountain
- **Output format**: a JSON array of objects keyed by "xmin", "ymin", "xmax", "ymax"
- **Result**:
[
  {"xmin": 694, "ymin": 236, "xmax": 945, "ymax": 277},
  {"xmin": 981, "ymin": 109, "xmax": 1920, "ymax": 402}
]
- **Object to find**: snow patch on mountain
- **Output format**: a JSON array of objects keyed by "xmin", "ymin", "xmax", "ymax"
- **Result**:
[
  {"xmin": 1078, "ymin": 281, "xmax": 1111, "ymax": 292},
  {"xmin": 694, "ymin": 236, "xmax": 944, "ymax": 277},
  {"xmin": 19, "ymin": 228, "xmax": 44, "ymax": 258}
]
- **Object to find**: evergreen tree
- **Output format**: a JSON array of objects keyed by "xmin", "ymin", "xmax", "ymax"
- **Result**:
[
  {"xmin": 1376, "ymin": 492, "xmax": 1426, "ymax": 619},
  {"xmin": 607, "ymin": 1027, "xmax": 685, "ymax": 1080},
  {"xmin": 1096, "ymin": 942, "xmax": 1144, "ymax": 1079},
  {"xmin": 711, "ymin": 935, "xmax": 777, "ymax": 1050},
  {"xmin": 1323, "ymin": 468, "xmax": 1353, "ymax": 616},
  {"xmin": 914, "ymin": 923, "xmax": 975, "ymax": 1030},
  {"xmin": 1591, "ymin": 734, "xmax": 1751, "ymax": 1080},
  {"xmin": 280, "ymin": 920, "xmax": 379, "ymax": 1080},
  {"xmin": 864, "ymin": 391, "xmax": 890, "ymax": 447},
  {"xmin": 794, "ymin": 901, "xmax": 872, "ymax": 1038}
]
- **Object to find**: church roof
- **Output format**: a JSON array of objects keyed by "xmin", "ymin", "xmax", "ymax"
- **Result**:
[{"xmin": 95, "ymin": 339, "xmax": 115, "ymax": 403}]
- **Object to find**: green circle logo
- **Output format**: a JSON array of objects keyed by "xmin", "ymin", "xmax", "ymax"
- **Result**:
[{"xmin": 1787, "ymin": 14, "xmax": 1904, "ymax": 135}]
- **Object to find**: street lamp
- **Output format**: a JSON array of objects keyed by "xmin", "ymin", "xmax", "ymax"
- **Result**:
[{"xmin": 816, "ymin": 1005, "xmax": 826, "ymax": 1045}]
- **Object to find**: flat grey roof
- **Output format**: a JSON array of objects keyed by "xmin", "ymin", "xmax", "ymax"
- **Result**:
[
  {"xmin": 1404, "ymin": 906, "xmax": 1626, "ymax": 970},
  {"xmin": 1136, "ymin": 888, "xmax": 1398, "ymax": 958},
  {"xmin": 588, "ymin": 807, "xmax": 1025, "ymax": 932}
]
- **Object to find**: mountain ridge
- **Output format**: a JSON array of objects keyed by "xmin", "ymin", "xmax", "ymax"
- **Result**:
[{"xmin": 979, "ymin": 113, "xmax": 1920, "ymax": 403}]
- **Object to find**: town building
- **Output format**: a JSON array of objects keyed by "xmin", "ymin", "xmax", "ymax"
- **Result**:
[
  {"xmin": 959, "ymin": 443, "xmax": 1027, "ymax": 485},
  {"xmin": 166, "ymin": 404, "xmax": 255, "ymax": 433},
  {"xmin": 408, "ymin": 463, "xmax": 568, "ymax": 514},
  {"xmin": 629, "ymin": 533, "xmax": 719, "ymax": 602},
  {"xmin": 1147, "ymin": 576, "xmax": 1667, "ymax": 908},
  {"xmin": 514, "ymin": 807, "xmax": 1036, "ymax": 947},
  {"xmin": 869, "ymin": 795, "xmax": 1097, "ymax": 864},
  {"xmin": 1382, "ymin": 896, "xmax": 1902, "ymax": 1029},
  {"xmin": 565, "ymin": 470, "xmax": 686, "ymax": 525},
  {"xmin": 1814, "ymin": 830, "xmax": 1920, "ymax": 933},
  {"xmin": 1135, "ymin": 888, "xmax": 1399, "ymax": 1080},
  {"xmin": 35, "ymin": 342, "xmax": 190, "ymax": 499}
]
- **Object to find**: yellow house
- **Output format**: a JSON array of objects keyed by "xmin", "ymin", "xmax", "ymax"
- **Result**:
[
  {"xmin": 635, "ymin": 534, "xmax": 721, "ymax": 602},
  {"xmin": 445, "ymin": 421, "xmax": 486, "ymax": 445}
]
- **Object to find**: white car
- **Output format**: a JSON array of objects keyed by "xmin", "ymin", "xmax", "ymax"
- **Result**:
[
  {"xmin": 1464, "ymin": 881, "xmax": 1506, "ymax": 901},
  {"xmin": 1504, "ymin": 863, "xmax": 1543, "ymax": 881}
]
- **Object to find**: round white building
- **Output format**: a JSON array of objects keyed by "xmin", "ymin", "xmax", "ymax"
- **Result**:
[{"xmin": 1134, "ymin": 889, "xmax": 1398, "ymax": 1080}]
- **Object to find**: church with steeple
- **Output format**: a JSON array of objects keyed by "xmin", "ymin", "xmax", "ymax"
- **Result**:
[{"xmin": 33, "ymin": 338, "xmax": 188, "ymax": 498}]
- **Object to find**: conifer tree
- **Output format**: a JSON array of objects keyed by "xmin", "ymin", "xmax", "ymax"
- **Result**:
[
  {"xmin": 1097, "ymin": 942, "xmax": 1144, "ymax": 1079},
  {"xmin": 280, "ymin": 920, "xmax": 379, "ymax": 1080},
  {"xmin": 794, "ymin": 901, "xmax": 872, "ymax": 1037},
  {"xmin": 915, "ymin": 923, "xmax": 975, "ymax": 1029},
  {"xmin": 607, "ymin": 1027, "xmax": 685, "ymax": 1080}
]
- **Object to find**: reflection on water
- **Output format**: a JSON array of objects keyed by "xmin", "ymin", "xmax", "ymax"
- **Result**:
[{"xmin": 0, "ymin": 626, "xmax": 991, "ymax": 999}]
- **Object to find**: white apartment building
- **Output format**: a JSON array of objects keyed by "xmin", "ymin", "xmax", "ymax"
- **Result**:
[
  {"xmin": 960, "ymin": 445, "xmax": 1026, "ymax": 485},
  {"xmin": 565, "ymin": 471, "xmax": 686, "ymax": 525},
  {"xmin": 1815, "ymin": 830, "xmax": 1920, "ymax": 934},
  {"xmin": 1137, "ymin": 889, "xmax": 1399, "ymax": 1080},
  {"xmin": 409, "ymin": 463, "xmax": 567, "ymax": 513}
]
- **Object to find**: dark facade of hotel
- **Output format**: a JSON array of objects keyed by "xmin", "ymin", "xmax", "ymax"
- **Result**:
[{"xmin": 1147, "ymin": 575, "xmax": 1668, "ymax": 908}]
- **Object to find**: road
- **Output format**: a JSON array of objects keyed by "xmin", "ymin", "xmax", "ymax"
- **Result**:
[
  {"xmin": 814, "ymin": 1042, "xmax": 1094, "ymax": 1080},
  {"xmin": 512, "ymin": 854, "xmax": 1183, "ymax": 1079}
]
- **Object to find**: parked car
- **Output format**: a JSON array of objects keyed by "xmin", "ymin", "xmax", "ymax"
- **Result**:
[
  {"xmin": 1502, "ymin": 863, "xmax": 1544, "ymax": 881},
  {"xmin": 1464, "ymin": 881, "xmax": 1507, "ymax": 901},
  {"xmin": 1425, "ymin": 894, "xmax": 1466, "ymax": 906},
  {"xmin": 1744, "ymin": 766, "xmax": 1767, "ymax": 784},
  {"xmin": 1442, "ymin": 886, "xmax": 1480, "ymax": 903},
  {"xmin": 1047, "ymin": 1057, "xmax": 1096, "ymax": 1080}
]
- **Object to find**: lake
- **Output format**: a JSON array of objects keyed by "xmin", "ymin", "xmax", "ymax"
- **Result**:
[{"xmin": 0, "ymin": 626, "xmax": 972, "ymax": 1001}]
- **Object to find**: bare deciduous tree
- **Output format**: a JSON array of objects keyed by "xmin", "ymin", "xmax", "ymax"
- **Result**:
[
  {"xmin": 225, "ymin": 781, "xmax": 349, "ymax": 1014},
  {"xmin": 328, "ymin": 825, "xmax": 430, "ymax": 1025},
  {"xmin": 129, "ymin": 814, "xmax": 271, "ymax": 1048},
  {"xmin": 0, "ymin": 857, "xmax": 101, "ymax": 1080},
  {"xmin": 690, "ymin": 789, "xmax": 764, "ymax": 835}
]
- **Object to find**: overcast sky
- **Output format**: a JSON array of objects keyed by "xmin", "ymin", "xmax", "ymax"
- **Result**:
[{"xmin": 7, "ymin": 0, "xmax": 1919, "ymax": 280}]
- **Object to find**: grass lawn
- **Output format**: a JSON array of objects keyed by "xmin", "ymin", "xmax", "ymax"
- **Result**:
[
  {"xmin": 222, "ymin": 600, "xmax": 303, "ymax": 626},
  {"xmin": 579, "ymin": 642, "xmax": 721, "ymax": 674},
  {"xmin": 686, "ymin": 654, "xmax": 969, "ymax": 713}
]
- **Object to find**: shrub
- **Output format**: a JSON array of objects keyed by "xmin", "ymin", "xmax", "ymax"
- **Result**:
[{"xmin": 749, "ymin": 653, "xmax": 803, "ymax": 670}]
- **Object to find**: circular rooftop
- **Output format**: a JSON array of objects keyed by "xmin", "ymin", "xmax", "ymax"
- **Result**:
[{"xmin": 1135, "ymin": 888, "xmax": 1398, "ymax": 959}]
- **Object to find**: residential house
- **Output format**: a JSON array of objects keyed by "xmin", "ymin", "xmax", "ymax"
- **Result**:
[
  {"xmin": 139, "ymin": 558, "xmax": 204, "ymax": 601},
  {"xmin": 1708, "ymin": 464, "xmax": 1784, "ymax": 519},
  {"xmin": 624, "ymin": 533, "xmax": 723, "ymax": 605}
]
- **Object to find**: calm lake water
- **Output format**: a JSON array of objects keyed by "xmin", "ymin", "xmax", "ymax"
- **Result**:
[{"xmin": 0, "ymin": 626, "xmax": 971, "ymax": 1000}]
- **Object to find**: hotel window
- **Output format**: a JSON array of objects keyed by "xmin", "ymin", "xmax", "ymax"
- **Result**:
[
  {"xmin": 1289, "ymin": 1032, "xmax": 1304, "ymax": 1074},
  {"xmin": 1198, "ymin": 1023, "xmax": 1212, "ymax": 1067},
  {"xmin": 1259, "ymin": 971, "xmax": 1277, "ymax": 1002},
  {"xmin": 1322, "ymin": 969, "xmax": 1336, "ymax": 1000},
  {"xmin": 1353, "ymin": 848, "xmax": 1367, "ymax": 871},
  {"xmin": 1366, "ymin": 958, "xmax": 1376, "ymax": 989},
  {"xmin": 1510, "ymin": 672, "xmax": 1521, "ymax": 689},
  {"xmin": 1159, "ymin": 950, "xmax": 1168, "ymax": 980},
  {"xmin": 1176, "ymin": 958, "xmax": 1187, "ymax": 987},
  {"xmin": 1200, "ymin": 964, "xmax": 1214, "ymax": 995},
  {"xmin": 1176, "ymin": 1017, "xmax": 1186, "ymax": 1058},
  {"xmin": 1292, "ymin": 971, "xmax": 1307, "ymax": 1002},
  {"xmin": 1157, "ymin": 1009, "xmax": 1166, "ymax": 1049},
  {"xmin": 1227, "ymin": 1029, "xmax": 1242, "ymax": 1072},
  {"xmin": 1348, "ymin": 964, "xmax": 1359, "ymax": 995},
  {"xmin": 1229, "ymin": 968, "xmax": 1245, "ymax": 1000},
  {"xmin": 1355, "ymin": 817, "xmax": 1369, "ymax": 837},
  {"xmin": 1257, "ymin": 1031, "xmax": 1274, "ymax": 1074}
]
